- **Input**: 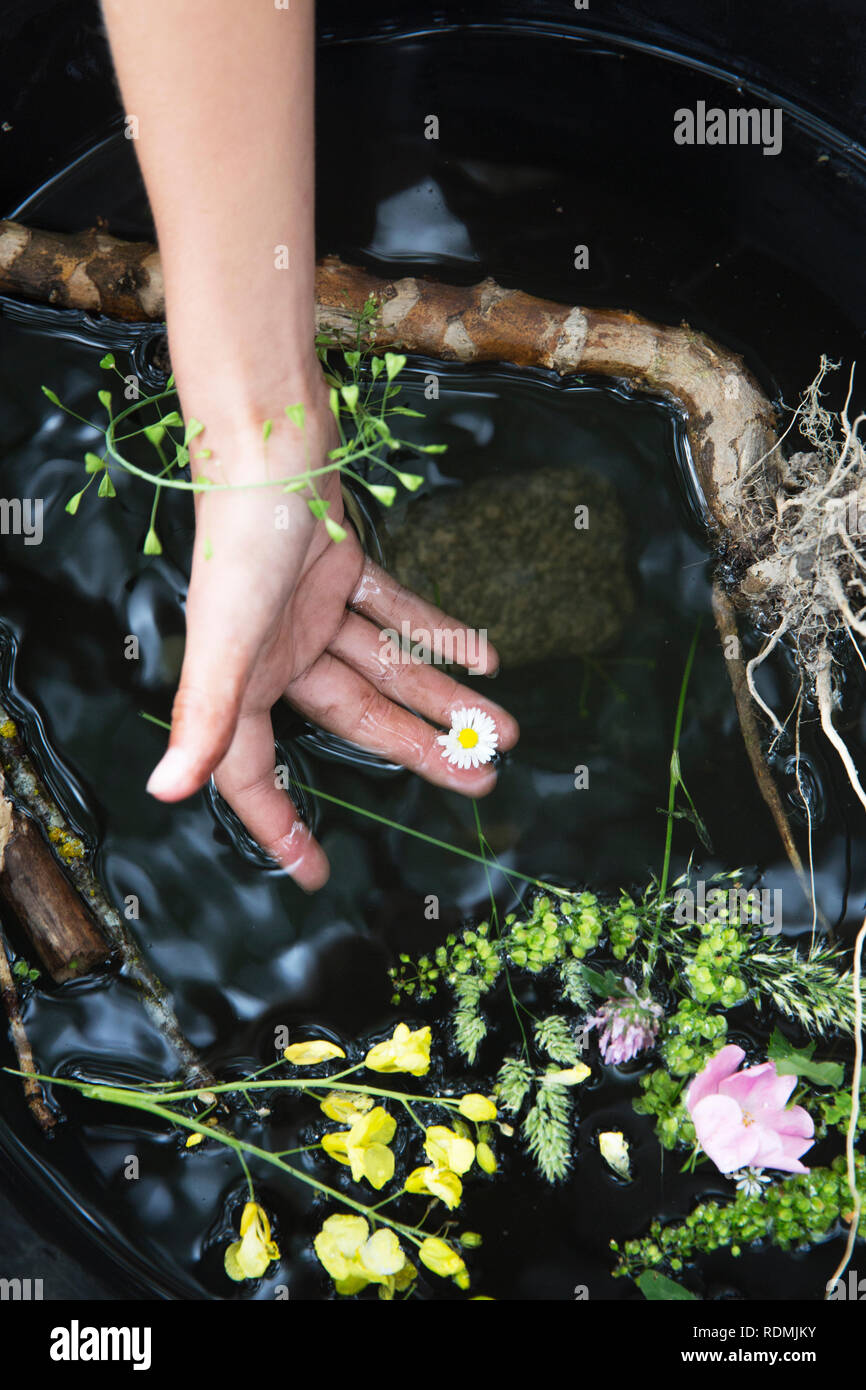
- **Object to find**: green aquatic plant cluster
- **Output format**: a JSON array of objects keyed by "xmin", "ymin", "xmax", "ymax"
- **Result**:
[
  {"xmin": 612, "ymin": 1155, "xmax": 866, "ymax": 1278},
  {"xmin": 391, "ymin": 871, "xmax": 856, "ymax": 1161},
  {"xmin": 41, "ymin": 294, "xmax": 440, "ymax": 555}
]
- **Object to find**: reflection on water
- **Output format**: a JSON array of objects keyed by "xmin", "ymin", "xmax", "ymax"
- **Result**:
[{"xmin": 1, "ymin": 22, "xmax": 865, "ymax": 1299}]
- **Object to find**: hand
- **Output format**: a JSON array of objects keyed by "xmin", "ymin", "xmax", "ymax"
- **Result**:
[{"xmin": 145, "ymin": 380, "xmax": 519, "ymax": 890}]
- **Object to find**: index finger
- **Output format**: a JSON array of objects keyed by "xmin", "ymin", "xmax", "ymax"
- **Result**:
[{"xmin": 349, "ymin": 558, "xmax": 500, "ymax": 677}]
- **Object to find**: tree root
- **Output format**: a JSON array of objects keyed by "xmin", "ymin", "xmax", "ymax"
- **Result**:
[
  {"xmin": 711, "ymin": 585, "xmax": 805, "ymax": 887},
  {"xmin": 0, "ymin": 702, "xmax": 212, "ymax": 1087}
]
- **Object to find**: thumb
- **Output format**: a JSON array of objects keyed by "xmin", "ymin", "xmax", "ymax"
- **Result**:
[
  {"xmin": 146, "ymin": 596, "xmax": 254, "ymax": 801},
  {"xmin": 146, "ymin": 673, "xmax": 244, "ymax": 801}
]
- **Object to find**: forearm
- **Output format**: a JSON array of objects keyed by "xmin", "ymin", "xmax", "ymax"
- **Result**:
[{"xmin": 100, "ymin": 0, "xmax": 321, "ymax": 434}]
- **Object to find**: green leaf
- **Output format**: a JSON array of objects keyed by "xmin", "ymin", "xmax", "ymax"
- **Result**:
[
  {"xmin": 65, "ymin": 489, "xmax": 85, "ymax": 515},
  {"xmin": 384, "ymin": 352, "xmax": 406, "ymax": 381},
  {"xmin": 370, "ymin": 357, "xmax": 384, "ymax": 380},
  {"xmin": 340, "ymin": 383, "xmax": 359, "ymax": 412},
  {"xmin": 97, "ymin": 389, "xmax": 112, "ymax": 412},
  {"xmin": 166, "ymin": 374, "xmax": 175, "ymax": 390},
  {"xmin": 396, "ymin": 471, "xmax": 424, "ymax": 491},
  {"xmin": 389, "ymin": 406, "xmax": 425, "ymax": 417},
  {"xmin": 99, "ymin": 352, "xmax": 116, "ymax": 369},
  {"xmin": 415, "ymin": 443, "xmax": 448, "ymax": 454},
  {"xmin": 84, "ymin": 452, "xmax": 105, "ymax": 474},
  {"xmin": 285, "ymin": 403, "xmax": 306, "ymax": 430},
  {"xmin": 174, "ymin": 444, "xmax": 189, "ymax": 469},
  {"xmin": 325, "ymin": 517, "xmax": 348, "ymax": 543},
  {"xmin": 767, "ymin": 1028, "xmax": 844, "ymax": 1087},
  {"xmin": 97, "ymin": 472, "xmax": 116, "ymax": 498},
  {"xmin": 195, "ymin": 448, "xmax": 212, "ymax": 460},
  {"xmin": 262, "ymin": 418, "xmax": 273, "ymax": 442},
  {"xmin": 636, "ymin": 1272, "xmax": 698, "ymax": 1301},
  {"xmin": 343, "ymin": 350, "xmax": 360, "ymax": 371},
  {"xmin": 282, "ymin": 478, "xmax": 307, "ymax": 493},
  {"xmin": 144, "ymin": 423, "xmax": 165, "ymax": 448},
  {"xmin": 41, "ymin": 385, "xmax": 61, "ymax": 406},
  {"xmin": 307, "ymin": 498, "xmax": 330, "ymax": 520},
  {"xmin": 582, "ymin": 967, "xmax": 623, "ymax": 998},
  {"xmin": 328, "ymin": 387, "xmax": 340, "ymax": 420},
  {"xmin": 367, "ymin": 483, "xmax": 396, "ymax": 507},
  {"xmin": 160, "ymin": 411, "xmax": 182, "ymax": 428},
  {"xmin": 184, "ymin": 418, "xmax": 204, "ymax": 443},
  {"xmin": 143, "ymin": 527, "xmax": 163, "ymax": 556}
]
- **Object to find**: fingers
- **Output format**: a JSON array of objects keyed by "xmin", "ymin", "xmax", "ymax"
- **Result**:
[
  {"xmin": 327, "ymin": 612, "xmax": 519, "ymax": 750},
  {"xmin": 212, "ymin": 709, "xmax": 330, "ymax": 891},
  {"xmin": 146, "ymin": 539, "xmax": 282, "ymax": 802},
  {"xmin": 286, "ymin": 650, "xmax": 502, "ymax": 796},
  {"xmin": 349, "ymin": 558, "xmax": 501, "ymax": 676},
  {"xmin": 146, "ymin": 671, "xmax": 245, "ymax": 802}
]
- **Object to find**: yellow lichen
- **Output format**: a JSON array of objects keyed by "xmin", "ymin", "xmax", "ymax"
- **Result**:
[
  {"xmin": 0, "ymin": 718, "xmax": 17, "ymax": 739},
  {"xmin": 48, "ymin": 826, "xmax": 85, "ymax": 860}
]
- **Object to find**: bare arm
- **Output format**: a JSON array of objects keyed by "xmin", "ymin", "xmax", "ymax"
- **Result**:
[{"xmin": 101, "ymin": 0, "xmax": 518, "ymax": 890}]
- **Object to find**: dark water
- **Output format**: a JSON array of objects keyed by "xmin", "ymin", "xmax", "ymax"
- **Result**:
[{"xmin": 1, "ymin": 25, "xmax": 865, "ymax": 1300}]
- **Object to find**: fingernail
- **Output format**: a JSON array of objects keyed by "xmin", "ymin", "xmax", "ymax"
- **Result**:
[{"xmin": 146, "ymin": 747, "xmax": 196, "ymax": 797}]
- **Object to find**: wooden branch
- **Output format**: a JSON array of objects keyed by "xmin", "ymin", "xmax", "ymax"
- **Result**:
[
  {"xmin": 0, "ymin": 811, "xmax": 111, "ymax": 982},
  {"xmin": 0, "ymin": 791, "xmax": 56, "ymax": 1131},
  {"xmin": 0, "ymin": 218, "xmax": 776, "ymax": 537},
  {"xmin": 0, "ymin": 705, "xmax": 213, "ymax": 1085},
  {"xmin": 0, "ymin": 931, "xmax": 56, "ymax": 1133}
]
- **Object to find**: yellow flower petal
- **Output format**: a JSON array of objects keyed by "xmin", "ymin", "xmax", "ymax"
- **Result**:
[
  {"xmin": 418, "ymin": 1236, "xmax": 468, "ymax": 1282},
  {"xmin": 405, "ymin": 1165, "xmax": 463, "ymax": 1209},
  {"xmin": 360, "ymin": 1229, "xmax": 405, "ymax": 1278},
  {"xmin": 598, "ymin": 1129, "xmax": 631, "ymax": 1179},
  {"xmin": 544, "ymin": 1064, "xmax": 591, "ymax": 1086},
  {"xmin": 476, "ymin": 1141, "xmax": 497, "ymax": 1174},
  {"xmin": 347, "ymin": 1106, "xmax": 397, "ymax": 1149},
  {"xmin": 458, "ymin": 1093, "xmax": 498, "ymax": 1122},
  {"xmin": 357, "ymin": 1142, "xmax": 395, "ymax": 1191},
  {"xmin": 319, "ymin": 1091, "xmax": 374, "ymax": 1123},
  {"xmin": 314, "ymin": 1214, "xmax": 369, "ymax": 1283},
  {"xmin": 224, "ymin": 1239, "xmax": 246, "ymax": 1282},
  {"xmin": 424, "ymin": 1125, "xmax": 476, "ymax": 1175},
  {"xmin": 394, "ymin": 1260, "xmax": 417, "ymax": 1292},
  {"xmin": 364, "ymin": 1022, "xmax": 432, "ymax": 1077},
  {"xmin": 224, "ymin": 1202, "xmax": 280, "ymax": 1281},
  {"xmin": 283, "ymin": 1039, "xmax": 346, "ymax": 1065},
  {"xmin": 334, "ymin": 1272, "xmax": 370, "ymax": 1295},
  {"xmin": 321, "ymin": 1131, "xmax": 352, "ymax": 1166}
]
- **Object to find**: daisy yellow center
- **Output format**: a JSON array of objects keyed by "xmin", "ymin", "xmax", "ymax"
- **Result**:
[{"xmin": 457, "ymin": 728, "xmax": 480, "ymax": 749}]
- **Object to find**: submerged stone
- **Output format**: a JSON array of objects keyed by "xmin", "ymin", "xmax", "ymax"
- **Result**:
[{"xmin": 383, "ymin": 465, "xmax": 634, "ymax": 667}]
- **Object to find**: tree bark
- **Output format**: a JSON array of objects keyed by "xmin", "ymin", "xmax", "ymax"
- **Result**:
[
  {"xmin": 0, "ymin": 812, "xmax": 112, "ymax": 982},
  {"xmin": 0, "ymin": 218, "xmax": 777, "ymax": 538}
]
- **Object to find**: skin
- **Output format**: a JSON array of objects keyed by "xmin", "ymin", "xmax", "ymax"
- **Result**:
[{"xmin": 101, "ymin": 0, "xmax": 518, "ymax": 890}]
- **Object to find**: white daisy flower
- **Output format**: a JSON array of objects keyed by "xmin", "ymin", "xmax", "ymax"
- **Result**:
[
  {"xmin": 437, "ymin": 706, "xmax": 499, "ymax": 770},
  {"xmin": 733, "ymin": 1166, "xmax": 771, "ymax": 1198}
]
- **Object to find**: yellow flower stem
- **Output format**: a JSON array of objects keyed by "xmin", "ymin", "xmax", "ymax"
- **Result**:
[
  {"xmin": 237, "ymin": 1149, "xmax": 255, "ymax": 1202},
  {"xmin": 398, "ymin": 1097, "xmax": 429, "ymax": 1133},
  {"xmin": 21, "ymin": 1072, "xmax": 432, "ymax": 1251},
  {"xmin": 101, "ymin": 1075, "xmax": 459, "ymax": 1111}
]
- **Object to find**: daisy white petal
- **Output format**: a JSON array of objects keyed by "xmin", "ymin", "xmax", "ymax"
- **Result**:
[{"xmin": 438, "ymin": 706, "xmax": 499, "ymax": 770}]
